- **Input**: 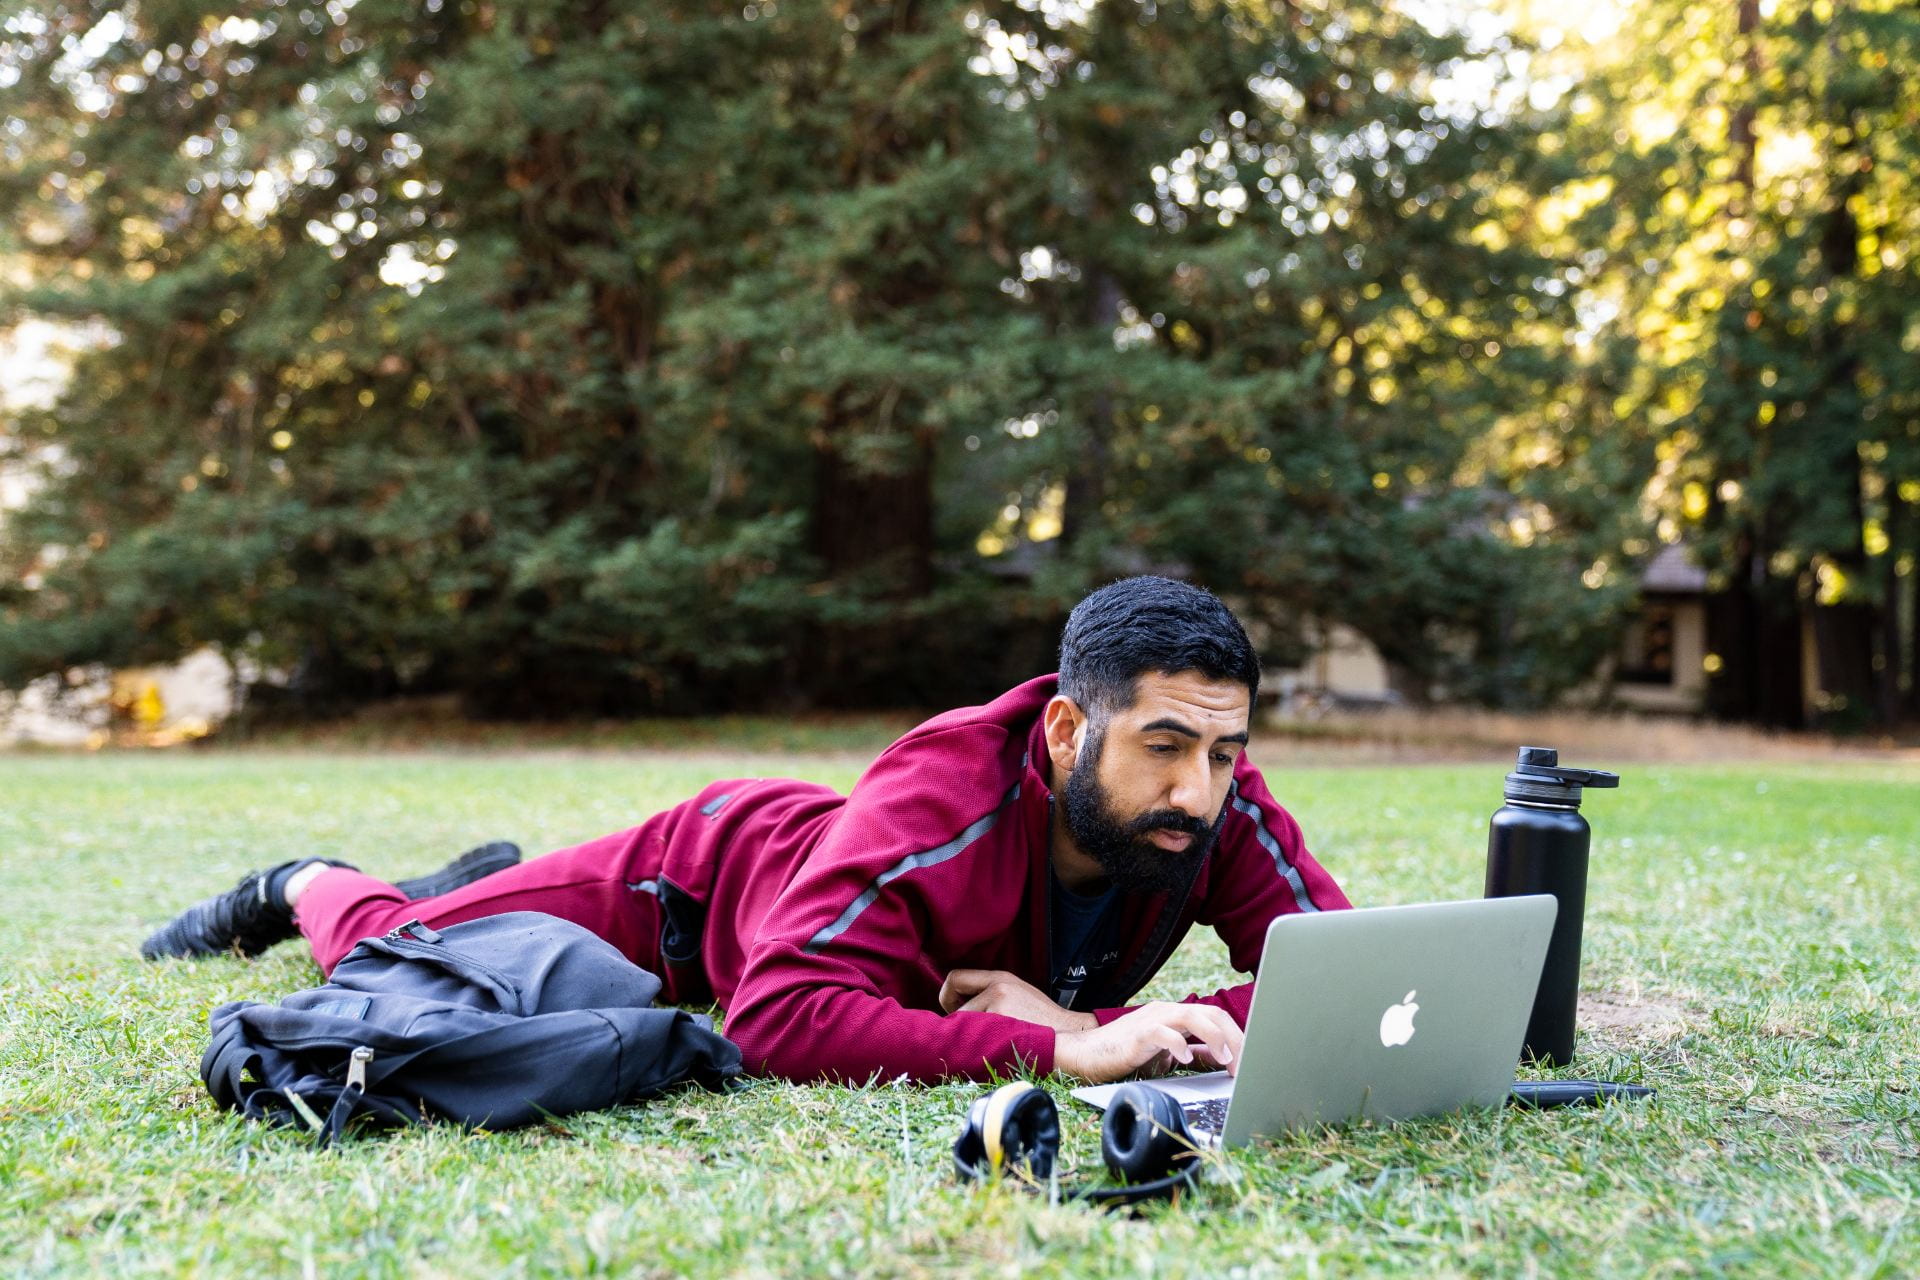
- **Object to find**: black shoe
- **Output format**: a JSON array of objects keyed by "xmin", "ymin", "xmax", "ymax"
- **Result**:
[
  {"xmin": 393, "ymin": 840, "xmax": 521, "ymax": 901},
  {"xmin": 139, "ymin": 859, "xmax": 338, "ymax": 961}
]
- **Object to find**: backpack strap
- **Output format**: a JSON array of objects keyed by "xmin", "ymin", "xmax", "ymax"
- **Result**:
[
  {"xmin": 202, "ymin": 1023, "xmax": 292, "ymax": 1124},
  {"xmin": 201, "ymin": 1030, "xmax": 260, "ymax": 1112}
]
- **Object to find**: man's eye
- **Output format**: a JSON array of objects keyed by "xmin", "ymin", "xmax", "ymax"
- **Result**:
[
  {"xmin": 1148, "ymin": 744, "xmax": 1177, "ymax": 755},
  {"xmin": 1211, "ymin": 753, "xmax": 1234, "ymax": 766}
]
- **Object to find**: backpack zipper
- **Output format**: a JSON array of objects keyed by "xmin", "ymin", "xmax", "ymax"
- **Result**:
[{"xmin": 379, "ymin": 933, "xmax": 525, "ymax": 1004}]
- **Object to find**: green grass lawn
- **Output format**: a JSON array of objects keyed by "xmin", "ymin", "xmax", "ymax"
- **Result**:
[{"xmin": 2, "ymin": 750, "xmax": 1916, "ymax": 1277}]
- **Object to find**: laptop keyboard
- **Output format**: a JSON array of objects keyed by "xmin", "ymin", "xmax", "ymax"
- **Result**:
[{"xmin": 1181, "ymin": 1098, "xmax": 1230, "ymax": 1136}]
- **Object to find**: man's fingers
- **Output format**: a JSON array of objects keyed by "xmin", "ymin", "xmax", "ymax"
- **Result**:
[
  {"xmin": 940, "ymin": 969, "xmax": 1014, "ymax": 1014},
  {"xmin": 1120, "ymin": 1002, "xmax": 1244, "ymax": 1076},
  {"xmin": 1186, "ymin": 1018, "xmax": 1242, "ymax": 1075},
  {"xmin": 938, "ymin": 971, "xmax": 976, "ymax": 1013},
  {"xmin": 1143, "ymin": 1025, "xmax": 1193, "ymax": 1066},
  {"xmin": 1188, "ymin": 1042, "xmax": 1239, "ymax": 1078},
  {"xmin": 1135, "ymin": 1048, "xmax": 1175, "ymax": 1079},
  {"xmin": 1158, "ymin": 1003, "xmax": 1244, "ymax": 1059}
]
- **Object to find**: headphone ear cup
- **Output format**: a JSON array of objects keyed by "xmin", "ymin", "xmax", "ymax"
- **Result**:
[
  {"xmin": 953, "ymin": 1084, "xmax": 1061, "ymax": 1184},
  {"xmin": 1001, "ymin": 1086, "xmax": 1062, "ymax": 1181},
  {"xmin": 1101, "ymin": 1084, "xmax": 1200, "ymax": 1186}
]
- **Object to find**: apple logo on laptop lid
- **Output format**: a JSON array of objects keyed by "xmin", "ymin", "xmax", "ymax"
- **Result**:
[{"xmin": 1379, "ymin": 990, "xmax": 1419, "ymax": 1047}]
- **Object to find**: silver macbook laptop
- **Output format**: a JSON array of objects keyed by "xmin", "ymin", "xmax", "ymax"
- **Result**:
[{"xmin": 1071, "ymin": 895, "xmax": 1558, "ymax": 1148}]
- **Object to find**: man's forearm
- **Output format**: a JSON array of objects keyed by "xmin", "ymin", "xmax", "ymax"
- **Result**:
[
  {"xmin": 938, "ymin": 967, "xmax": 1098, "ymax": 1032},
  {"xmin": 728, "ymin": 951, "xmax": 1060, "ymax": 1083},
  {"xmin": 1034, "ymin": 1008, "xmax": 1098, "ymax": 1033}
]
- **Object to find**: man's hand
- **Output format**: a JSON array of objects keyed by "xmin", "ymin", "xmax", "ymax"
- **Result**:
[
  {"xmin": 1051, "ymin": 1001, "xmax": 1244, "ymax": 1084},
  {"xmin": 939, "ymin": 968, "xmax": 1096, "ymax": 1033}
]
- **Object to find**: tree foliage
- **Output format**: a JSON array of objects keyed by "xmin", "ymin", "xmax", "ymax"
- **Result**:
[
  {"xmin": 1558, "ymin": 0, "xmax": 1920, "ymax": 727},
  {"xmin": 0, "ymin": 0, "xmax": 1700, "ymax": 714}
]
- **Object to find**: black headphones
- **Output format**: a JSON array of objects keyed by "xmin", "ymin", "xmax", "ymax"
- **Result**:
[{"xmin": 952, "ymin": 1082, "xmax": 1204, "ymax": 1207}]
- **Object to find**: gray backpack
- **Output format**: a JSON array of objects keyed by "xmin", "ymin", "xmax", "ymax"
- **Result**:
[{"xmin": 201, "ymin": 912, "xmax": 742, "ymax": 1147}]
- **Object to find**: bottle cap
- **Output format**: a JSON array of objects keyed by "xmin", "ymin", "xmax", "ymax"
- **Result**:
[{"xmin": 1504, "ymin": 746, "xmax": 1620, "ymax": 808}]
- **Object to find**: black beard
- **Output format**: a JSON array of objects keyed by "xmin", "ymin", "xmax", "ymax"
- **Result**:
[{"xmin": 1060, "ymin": 735, "xmax": 1224, "ymax": 894}]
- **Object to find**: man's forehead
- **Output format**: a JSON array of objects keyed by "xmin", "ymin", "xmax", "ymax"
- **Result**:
[{"xmin": 1113, "ymin": 671, "xmax": 1251, "ymax": 730}]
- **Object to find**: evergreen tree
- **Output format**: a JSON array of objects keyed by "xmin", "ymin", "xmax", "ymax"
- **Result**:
[
  {"xmin": 1, "ymin": 0, "xmax": 1648, "ymax": 715},
  {"xmin": 0, "ymin": 0, "xmax": 1038, "ymax": 711}
]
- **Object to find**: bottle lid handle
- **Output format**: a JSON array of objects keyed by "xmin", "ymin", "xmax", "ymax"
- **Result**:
[{"xmin": 1513, "ymin": 746, "xmax": 1620, "ymax": 789}]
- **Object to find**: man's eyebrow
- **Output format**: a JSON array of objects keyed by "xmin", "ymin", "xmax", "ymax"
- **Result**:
[{"xmin": 1139, "ymin": 718, "xmax": 1250, "ymax": 746}]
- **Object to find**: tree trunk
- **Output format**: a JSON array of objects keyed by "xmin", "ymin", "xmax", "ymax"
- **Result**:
[
  {"xmin": 1882, "ymin": 498, "xmax": 1914, "ymax": 724},
  {"xmin": 1809, "ymin": 601, "xmax": 1878, "ymax": 728},
  {"xmin": 1803, "ymin": 83, "xmax": 1882, "ymax": 728},
  {"xmin": 1707, "ymin": 544, "xmax": 1806, "ymax": 728},
  {"xmin": 1062, "ymin": 267, "xmax": 1124, "ymax": 548},
  {"xmin": 809, "ymin": 424, "xmax": 936, "ymax": 596},
  {"xmin": 804, "ymin": 404, "xmax": 936, "ymax": 707},
  {"xmin": 1705, "ymin": 0, "xmax": 1797, "ymax": 727}
]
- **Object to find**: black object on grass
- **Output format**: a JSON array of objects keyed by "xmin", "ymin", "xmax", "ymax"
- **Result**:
[
  {"xmin": 1484, "ymin": 746, "xmax": 1621, "ymax": 1066},
  {"xmin": 1508, "ymin": 1080, "xmax": 1656, "ymax": 1109}
]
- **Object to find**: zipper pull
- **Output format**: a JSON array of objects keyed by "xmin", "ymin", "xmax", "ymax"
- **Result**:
[
  {"xmin": 320, "ymin": 1047, "xmax": 375, "ymax": 1151},
  {"xmin": 385, "ymin": 919, "xmax": 442, "ymax": 944}
]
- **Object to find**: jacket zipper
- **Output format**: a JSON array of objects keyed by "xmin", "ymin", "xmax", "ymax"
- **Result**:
[
  {"xmin": 1099, "ymin": 822, "xmax": 1206, "ymax": 1009},
  {"xmin": 1041, "ymin": 794, "xmax": 1200, "ymax": 1012},
  {"xmin": 1108, "ymin": 780, "xmax": 1239, "ymax": 1005}
]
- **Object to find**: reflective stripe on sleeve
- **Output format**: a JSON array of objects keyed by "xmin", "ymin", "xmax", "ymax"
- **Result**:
[
  {"xmin": 1228, "ymin": 788, "xmax": 1320, "ymax": 913},
  {"xmin": 803, "ymin": 781, "xmax": 1023, "ymax": 954}
]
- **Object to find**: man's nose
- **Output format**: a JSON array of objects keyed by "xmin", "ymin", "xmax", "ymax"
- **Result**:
[{"xmin": 1168, "ymin": 754, "xmax": 1212, "ymax": 818}]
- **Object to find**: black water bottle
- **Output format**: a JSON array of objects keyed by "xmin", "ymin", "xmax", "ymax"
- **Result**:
[{"xmin": 1484, "ymin": 746, "xmax": 1620, "ymax": 1067}]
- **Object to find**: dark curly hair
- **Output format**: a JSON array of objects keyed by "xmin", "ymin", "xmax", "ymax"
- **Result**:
[{"xmin": 1057, "ymin": 576, "xmax": 1260, "ymax": 716}]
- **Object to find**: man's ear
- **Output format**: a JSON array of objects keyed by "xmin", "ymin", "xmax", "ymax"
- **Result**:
[{"xmin": 1043, "ymin": 695, "xmax": 1088, "ymax": 777}]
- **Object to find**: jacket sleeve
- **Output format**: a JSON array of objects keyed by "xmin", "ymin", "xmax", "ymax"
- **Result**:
[
  {"xmin": 1090, "ymin": 759, "xmax": 1351, "ymax": 1028},
  {"xmin": 721, "ymin": 727, "xmax": 1056, "ymax": 1083}
]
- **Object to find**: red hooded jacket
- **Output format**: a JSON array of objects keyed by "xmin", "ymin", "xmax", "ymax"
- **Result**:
[{"xmin": 648, "ymin": 674, "xmax": 1349, "ymax": 1082}]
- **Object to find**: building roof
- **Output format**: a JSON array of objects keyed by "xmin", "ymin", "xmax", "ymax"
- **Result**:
[{"xmin": 1641, "ymin": 542, "xmax": 1710, "ymax": 594}]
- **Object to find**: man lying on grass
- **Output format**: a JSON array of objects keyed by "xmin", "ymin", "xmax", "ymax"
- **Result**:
[{"xmin": 143, "ymin": 576, "xmax": 1350, "ymax": 1084}]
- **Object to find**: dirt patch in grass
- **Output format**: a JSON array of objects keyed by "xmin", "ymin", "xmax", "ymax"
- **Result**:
[{"xmin": 1578, "ymin": 990, "xmax": 1696, "ymax": 1044}]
